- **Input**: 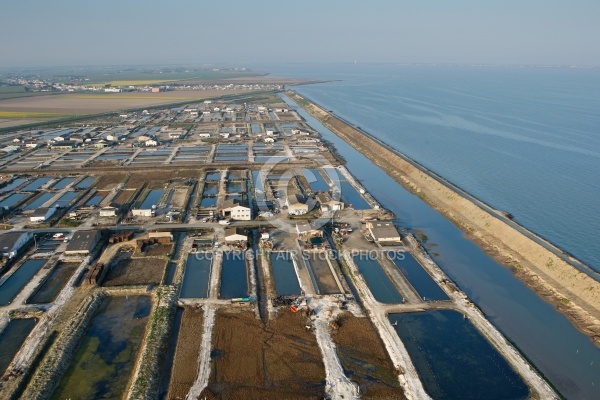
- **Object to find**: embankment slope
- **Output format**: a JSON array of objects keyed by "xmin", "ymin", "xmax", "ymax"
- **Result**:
[{"xmin": 287, "ymin": 90, "xmax": 600, "ymax": 346}]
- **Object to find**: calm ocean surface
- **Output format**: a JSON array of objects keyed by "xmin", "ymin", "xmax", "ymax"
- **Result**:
[
  {"xmin": 271, "ymin": 64, "xmax": 600, "ymax": 271},
  {"xmin": 270, "ymin": 65, "xmax": 600, "ymax": 399}
]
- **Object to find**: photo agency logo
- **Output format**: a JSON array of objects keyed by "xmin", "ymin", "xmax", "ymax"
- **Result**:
[
  {"xmin": 256, "ymin": 152, "xmax": 346, "ymax": 233},
  {"xmin": 269, "ymin": 248, "xmax": 407, "ymax": 262}
]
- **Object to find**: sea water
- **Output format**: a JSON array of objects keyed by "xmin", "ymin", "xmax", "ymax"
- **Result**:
[
  {"xmin": 281, "ymin": 87, "xmax": 600, "ymax": 399},
  {"xmin": 279, "ymin": 64, "xmax": 600, "ymax": 272}
]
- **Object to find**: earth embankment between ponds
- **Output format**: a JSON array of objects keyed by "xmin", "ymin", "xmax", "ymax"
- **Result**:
[{"xmin": 287, "ymin": 90, "xmax": 600, "ymax": 347}]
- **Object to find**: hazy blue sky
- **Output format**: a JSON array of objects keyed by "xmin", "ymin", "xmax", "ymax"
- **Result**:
[{"xmin": 1, "ymin": 0, "xmax": 599, "ymax": 68}]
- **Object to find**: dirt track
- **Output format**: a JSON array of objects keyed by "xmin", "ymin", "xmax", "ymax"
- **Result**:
[
  {"xmin": 288, "ymin": 90, "xmax": 600, "ymax": 346},
  {"xmin": 200, "ymin": 309, "xmax": 326, "ymax": 400}
]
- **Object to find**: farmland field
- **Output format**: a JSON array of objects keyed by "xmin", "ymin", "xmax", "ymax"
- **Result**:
[{"xmin": 0, "ymin": 89, "xmax": 254, "ymax": 116}]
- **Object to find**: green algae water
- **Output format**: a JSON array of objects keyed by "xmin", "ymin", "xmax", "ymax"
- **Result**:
[{"xmin": 52, "ymin": 295, "xmax": 151, "ymax": 400}]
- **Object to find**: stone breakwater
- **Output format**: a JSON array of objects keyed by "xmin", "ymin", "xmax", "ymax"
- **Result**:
[
  {"xmin": 287, "ymin": 90, "xmax": 600, "ymax": 346},
  {"xmin": 19, "ymin": 293, "xmax": 106, "ymax": 400}
]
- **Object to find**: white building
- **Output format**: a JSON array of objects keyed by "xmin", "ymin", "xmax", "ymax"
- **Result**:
[
  {"xmin": 221, "ymin": 199, "xmax": 252, "ymax": 221},
  {"xmin": 316, "ymin": 192, "xmax": 344, "ymax": 212},
  {"xmin": 99, "ymin": 206, "xmax": 118, "ymax": 217},
  {"xmin": 30, "ymin": 207, "xmax": 57, "ymax": 222},
  {"xmin": 366, "ymin": 221, "xmax": 401, "ymax": 245},
  {"xmin": 224, "ymin": 227, "xmax": 248, "ymax": 243},
  {"xmin": 145, "ymin": 139, "xmax": 158, "ymax": 147},
  {"xmin": 64, "ymin": 230, "xmax": 101, "ymax": 256},
  {"xmin": 106, "ymin": 134, "xmax": 125, "ymax": 142},
  {"xmin": 287, "ymin": 194, "xmax": 310, "ymax": 215},
  {"xmin": 1, "ymin": 145, "xmax": 20, "ymax": 153},
  {"xmin": 132, "ymin": 207, "xmax": 155, "ymax": 217},
  {"xmin": 295, "ymin": 221, "xmax": 321, "ymax": 237},
  {"xmin": 0, "ymin": 231, "xmax": 32, "ymax": 258}
]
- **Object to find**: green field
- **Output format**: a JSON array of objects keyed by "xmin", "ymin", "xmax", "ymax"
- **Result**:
[
  {"xmin": 84, "ymin": 68, "xmax": 264, "ymax": 86},
  {"xmin": 0, "ymin": 111, "xmax": 69, "ymax": 119},
  {"xmin": 0, "ymin": 84, "xmax": 46, "ymax": 100}
]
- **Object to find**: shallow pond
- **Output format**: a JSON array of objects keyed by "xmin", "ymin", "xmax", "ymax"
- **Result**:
[
  {"xmin": 270, "ymin": 252, "xmax": 301, "ymax": 296},
  {"xmin": 52, "ymin": 296, "xmax": 151, "ymax": 400},
  {"xmin": 388, "ymin": 252, "xmax": 448, "ymax": 301},
  {"xmin": 353, "ymin": 256, "xmax": 403, "ymax": 304},
  {"xmin": 0, "ymin": 318, "xmax": 37, "ymax": 375},
  {"xmin": 389, "ymin": 310, "xmax": 529, "ymax": 399},
  {"xmin": 219, "ymin": 252, "xmax": 248, "ymax": 299},
  {"xmin": 181, "ymin": 254, "xmax": 212, "ymax": 298}
]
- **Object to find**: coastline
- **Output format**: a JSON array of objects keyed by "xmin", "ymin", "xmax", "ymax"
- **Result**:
[{"xmin": 286, "ymin": 89, "xmax": 600, "ymax": 347}]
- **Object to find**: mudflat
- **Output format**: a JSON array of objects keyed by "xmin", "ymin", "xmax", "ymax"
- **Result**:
[{"xmin": 200, "ymin": 310, "xmax": 326, "ymax": 400}]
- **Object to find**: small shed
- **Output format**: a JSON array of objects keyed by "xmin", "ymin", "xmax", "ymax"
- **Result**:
[
  {"xmin": 224, "ymin": 227, "xmax": 248, "ymax": 244},
  {"xmin": 30, "ymin": 207, "xmax": 57, "ymax": 222},
  {"xmin": 366, "ymin": 221, "xmax": 401, "ymax": 245},
  {"xmin": 65, "ymin": 230, "xmax": 101, "ymax": 256}
]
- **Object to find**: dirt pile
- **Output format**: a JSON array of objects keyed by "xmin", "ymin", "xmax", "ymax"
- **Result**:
[{"xmin": 200, "ymin": 310, "xmax": 325, "ymax": 400}]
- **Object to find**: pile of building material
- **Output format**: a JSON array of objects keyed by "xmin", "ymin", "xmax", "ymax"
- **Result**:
[
  {"xmin": 84, "ymin": 262, "xmax": 104, "ymax": 285},
  {"xmin": 108, "ymin": 231, "xmax": 134, "ymax": 244}
]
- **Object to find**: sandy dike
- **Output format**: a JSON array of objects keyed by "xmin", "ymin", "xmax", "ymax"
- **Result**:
[{"xmin": 287, "ymin": 90, "xmax": 600, "ymax": 347}]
